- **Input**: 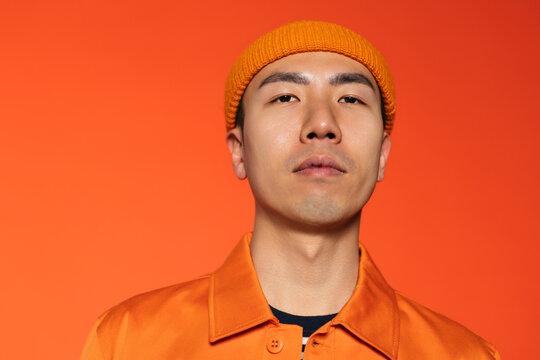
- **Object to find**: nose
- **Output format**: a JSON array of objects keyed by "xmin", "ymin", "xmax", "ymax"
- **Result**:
[{"xmin": 300, "ymin": 99, "xmax": 342, "ymax": 144}]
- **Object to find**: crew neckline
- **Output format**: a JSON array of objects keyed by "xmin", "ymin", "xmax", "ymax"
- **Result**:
[{"xmin": 269, "ymin": 305, "xmax": 338, "ymax": 334}]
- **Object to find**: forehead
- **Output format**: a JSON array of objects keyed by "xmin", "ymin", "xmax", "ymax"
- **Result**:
[{"xmin": 245, "ymin": 51, "xmax": 381, "ymax": 98}]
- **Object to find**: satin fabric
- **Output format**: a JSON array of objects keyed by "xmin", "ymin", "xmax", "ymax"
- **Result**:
[{"xmin": 81, "ymin": 232, "xmax": 500, "ymax": 360}]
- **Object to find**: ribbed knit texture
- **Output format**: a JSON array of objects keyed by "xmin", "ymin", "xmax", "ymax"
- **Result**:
[{"xmin": 224, "ymin": 20, "xmax": 396, "ymax": 134}]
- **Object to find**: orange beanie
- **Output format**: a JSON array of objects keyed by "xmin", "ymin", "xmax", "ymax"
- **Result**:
[{"xmin": 224, "ymin": 20, "xmax": 396, "ymax": 134}]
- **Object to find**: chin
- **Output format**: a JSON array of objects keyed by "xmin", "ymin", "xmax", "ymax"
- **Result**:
[{"xmin": 288, "ymin": 196, "xmax": 359, "ymax": 230}]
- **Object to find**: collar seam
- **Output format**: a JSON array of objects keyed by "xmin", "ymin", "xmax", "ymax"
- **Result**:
[
  {"xmin": 209, "ymin": 315, "xmax": 274, "ymax": 342},
  {"xmin": 209, "ymin": 265, "xmax": 276, "ymax": 343},
  {"xmin": 339, "ymin": 320, "xmax": 394, "ymax": 359}
]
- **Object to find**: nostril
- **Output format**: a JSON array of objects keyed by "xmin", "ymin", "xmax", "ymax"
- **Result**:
[{"xmin": 306, "ymin": 132, "xmax": 336, "ymax": 140}]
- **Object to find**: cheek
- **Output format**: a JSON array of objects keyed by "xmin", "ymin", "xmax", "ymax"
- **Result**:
[
  {"xmin": 244, "ymin": 110, "xmax": 297, "ymax": 169},
  {"xmin": 242, "ymin": 125, "xmax": 287, "ymax": 184},
  {"xmin": 344, "ymin": 125, "xmax": 383, "ymax": 180}
]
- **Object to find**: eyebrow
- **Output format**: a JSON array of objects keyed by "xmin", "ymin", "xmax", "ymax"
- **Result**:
[
  {"xmin": 328, "ymin": 72, "xmax": 375, "ymax": 90},
  {"xmin": 258, "ymin": 71, "xmax": 375, "ymax": 91},
  {"xmin": 258, "ymin": 72, "xmax": 310, "ymax": 88}
]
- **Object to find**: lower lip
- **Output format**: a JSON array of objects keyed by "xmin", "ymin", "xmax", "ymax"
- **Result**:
[{"xmin": 295, "ymin": 167, "xmax": 344, "ymax": 176}]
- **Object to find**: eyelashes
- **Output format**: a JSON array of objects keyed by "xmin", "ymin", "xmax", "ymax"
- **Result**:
[
  {"xmin": 338, "ymin": 96, "xmax": 366, "ymax": 105},
  {"xmin": 270, "ymin": 94, "xmax": 299, "ymax": 103},
  {"xmin": 270, "ymin": 94, "xmax": 367, "ymax": 105}
]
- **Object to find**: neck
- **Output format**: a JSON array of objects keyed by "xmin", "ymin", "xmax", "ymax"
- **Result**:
[{"xmin": 249, "ymin": 204, "xmax": 361, "ymax": 316}]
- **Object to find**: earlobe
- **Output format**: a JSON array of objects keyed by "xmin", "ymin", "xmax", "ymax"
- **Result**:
[
  {"xmin": 226, "ymin": 127, "xmax": 247, "ymax": 180},
  {"xmin": 377, "ymin": 132, "xmax": 392, "ymax": 181}
]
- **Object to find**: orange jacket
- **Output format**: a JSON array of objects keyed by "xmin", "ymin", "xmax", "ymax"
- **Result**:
[{"xmin": 81, "ymin": 232, "xmax": 500, "ymax": 359}]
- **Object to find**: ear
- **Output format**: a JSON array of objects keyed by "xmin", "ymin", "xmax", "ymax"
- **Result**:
[
  {"xmin": 226, "ymin": 127, "xmax": 247, "ymax": 180},
  {"xmin": 377, "ymin": 132, "xmax": 392, "ymax": 181}
]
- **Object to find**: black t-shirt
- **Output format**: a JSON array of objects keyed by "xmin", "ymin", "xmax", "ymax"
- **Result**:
[{"xmin": 269, "ymin": 305, "xmax": 338, "ymax": 359}]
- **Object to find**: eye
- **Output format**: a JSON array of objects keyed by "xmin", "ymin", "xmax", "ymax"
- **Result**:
[
  {"xmin": 271, "ymin": 94, "xmax": 298, "ymax": 103},
  {"xmin": 339, "ymin": 96, "xmax": 365, "ymax": 105}
]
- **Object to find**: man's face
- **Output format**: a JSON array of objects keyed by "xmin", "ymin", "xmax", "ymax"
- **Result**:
[{"xmin": 227, "ymin": 52, "xmax": 391, "ymax": 229}]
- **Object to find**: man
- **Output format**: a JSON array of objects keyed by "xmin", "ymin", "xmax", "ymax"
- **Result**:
[{"xmin": 81, "ymin": 20, "xmax": 500, "ymax": 359}]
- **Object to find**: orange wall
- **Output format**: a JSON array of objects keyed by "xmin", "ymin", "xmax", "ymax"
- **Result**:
[{"xmin": 1, "ymin": 1, "xmax": 538, "ymax": 358}]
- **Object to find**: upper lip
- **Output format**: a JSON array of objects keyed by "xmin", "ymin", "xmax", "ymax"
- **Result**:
[{"xmin": 294, "ymin": 155, "xmax": 346, "ymax": 173}]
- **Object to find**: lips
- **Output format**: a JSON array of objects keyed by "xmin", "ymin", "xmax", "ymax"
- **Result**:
[{"xmin": 294, "ymin": 155, "xmax": 346, "ymax": 175}]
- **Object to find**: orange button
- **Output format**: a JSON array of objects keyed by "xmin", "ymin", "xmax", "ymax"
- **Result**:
[{"xmin": 266, "ymin": 338, "xmax": 284, "ymax": 354}]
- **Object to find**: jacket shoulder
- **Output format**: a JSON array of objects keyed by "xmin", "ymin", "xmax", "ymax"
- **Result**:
[
  {"xmin": 93, "ymin": 275, "xmax": 211, "ymax": 354},
  {"xmin": 395, "ymin": 291, "xmax": 500, "ymax": 360},
  {"xmin": 108, "ymin": 274, "xmax": 210, "ymax": 315}
]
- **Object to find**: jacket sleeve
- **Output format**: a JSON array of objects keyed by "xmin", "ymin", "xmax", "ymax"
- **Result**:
[
  {"xmin": 490, "ymin": 344, "xmax": 502, "ymax": 360},
  {"xmin": 80, "ymin": 315, "xmax": 108, "ymax": 360}
]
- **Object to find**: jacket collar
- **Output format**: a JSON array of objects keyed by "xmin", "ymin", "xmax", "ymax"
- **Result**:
[{"xmin": 209, "ymin": 232, "xmax": 399, "ymax": 359}]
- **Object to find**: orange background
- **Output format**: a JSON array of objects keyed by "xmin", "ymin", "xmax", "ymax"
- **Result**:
[{"xmin": 1, "ymin": 1, "xmax": 538, "ymax": 358}]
